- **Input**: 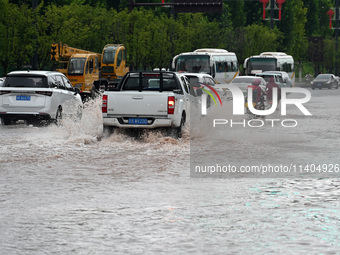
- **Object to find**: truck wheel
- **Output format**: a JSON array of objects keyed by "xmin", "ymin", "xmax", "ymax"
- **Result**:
[
  {"xmin": 169, "ymin": 113, "xmax": 185, "ymax": 139},
  {"xmin": 1, "ymin": 117, "xmax": 11, "ymax": 126},
  {"xmin": 103, "ymin": 125, "xmax": 115, "ymax": 136}
]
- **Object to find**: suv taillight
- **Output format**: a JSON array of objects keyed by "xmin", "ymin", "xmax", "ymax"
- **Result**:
[
  {"xmin": 102, "ymin": 95, "xmax": 108, "ymax": 113},
  {"xmin": 0, "ymin": 90, "xmax": 11, "ymax": 95},
  {"xmin": 168, "ymin": 96, "xmax": 175, "ymax": 114},
  {"xmin": 35, "ymin": 91, "xmax": 53, "ymax": 96}
]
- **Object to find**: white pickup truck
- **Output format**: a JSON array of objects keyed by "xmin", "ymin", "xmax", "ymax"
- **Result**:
[{"xmin": 102, "ymin": 71, "xmax": 192, "ymax": 138}]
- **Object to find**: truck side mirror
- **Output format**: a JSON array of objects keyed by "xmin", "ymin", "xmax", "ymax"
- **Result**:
[{"xmin": 74, "ymin": 88, "xmax": 80, "ymax": 95}]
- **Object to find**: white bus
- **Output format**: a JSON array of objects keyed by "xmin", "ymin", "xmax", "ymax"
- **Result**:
[
  {"xmin": 243, "ymin": 52, "xmax": 295, "ymax": 86},
  {"xmin": 172, "ymin": 49, "xmax": 239, "ymax": 84}
]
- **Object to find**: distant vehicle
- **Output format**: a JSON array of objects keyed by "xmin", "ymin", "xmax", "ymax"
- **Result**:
[
  {"xmin": 184, "ymin": 73, "xmax": 216, "ymax": 97},
  {"xmin": 255, "ymin": 72, "xmax": 289, "ymax": 88},
  {"xmin": 172, "ymin": 48, "xmax": 239, "ymax": 83},
  {"xmin": 263, "ymin": 71, "xmax": 293, "ymax": 88},
  {"xmin": 184, "ymin": 73, "xmax": 217, "ymax": 108},
  {"xmin": 102, "ymin": 71, "xmax": 192, "ymax": 138},
  {"xmin": 311, "ymin": 74, "xmax": 339, "ymax": 90},
  {"xmin": 0, "ymin": 70, "xmax": 83, "ymax": 126},
  {"xmin": 0, "ymin": 77, "xmax": 4, "ymax": 87},
  {"xmin": 229, "ymin": 76, "xmax": 267, "ymax": 93},
  {"xmin": 243, "ymin": 52, "xmax": 295, "ymax": 86}
]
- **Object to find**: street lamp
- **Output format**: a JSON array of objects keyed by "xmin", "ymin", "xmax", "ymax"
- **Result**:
[
  {"xmin": 259, "ymin": 0, "xmax": 269, "ymax": 20},
  {"xmin": 327, "ymin": 8, "xmax": 335, "ymax": 29},
  {"xmin": 276, "ymin": 0, "xmax": 286, "ymax": 21},
  {"xmin": 259, "ymin": 0, "xmax": 285, "ymax": 24}
]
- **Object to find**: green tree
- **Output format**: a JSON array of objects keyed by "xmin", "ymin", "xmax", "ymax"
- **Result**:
[
  {"xmin": 0, "ymin": 1, "xmax": 36, "ymax": 74},
  {"xmin": 242, "ymin": 24, "xmax": 281, "ymax": 60},
  {"xmin": 279, "ymin": 0, "xmax": 308, "ymax": 61}
]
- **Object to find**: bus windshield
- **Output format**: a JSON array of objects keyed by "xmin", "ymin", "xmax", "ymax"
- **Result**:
[
  {"xmin": 175, "ymin": 55, "xmax": 210, "ymax": 73},
  {"xmin": 247, "ymin": 58, "xmax": 276, "ymax": 74},
  {"xmin": 68, "ymin": 58, "xmax": 86, "ymax": 75}
]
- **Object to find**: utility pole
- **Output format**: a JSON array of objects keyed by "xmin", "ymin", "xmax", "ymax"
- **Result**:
[{"xmin": 270, "ymin": 0, "xmax": 274, "ymax": 29}]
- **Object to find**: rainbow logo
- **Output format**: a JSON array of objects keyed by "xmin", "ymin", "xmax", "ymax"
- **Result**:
[{"xmin": 199, "ymin": 82, "xmax": 222, "ymax": 106}]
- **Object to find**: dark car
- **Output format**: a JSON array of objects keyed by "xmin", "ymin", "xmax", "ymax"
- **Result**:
[{"xmin": 311, "ymin": 74, "xmax": 339, "ymax": 90}]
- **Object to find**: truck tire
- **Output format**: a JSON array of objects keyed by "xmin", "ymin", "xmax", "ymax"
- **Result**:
[
  {"xmin": 1, "ymin": 117, "xmax": 11, "ymax": 126},
  {"xmin": 168, "ymin": 112, "xmax": 185, "ymax": 139},
  {"xmin": 103, "ymin": 125, "xmax": 115, "ymax": 136}
]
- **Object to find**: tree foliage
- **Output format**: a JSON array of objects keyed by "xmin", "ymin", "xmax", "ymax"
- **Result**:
[{"xmin": 0, "ymin": 0, "xmax": 338, "ymax": 76}]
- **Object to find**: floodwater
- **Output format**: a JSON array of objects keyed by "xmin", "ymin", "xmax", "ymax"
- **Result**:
[{"xmin": 1, "ymin": 89, "xmax": 340, "ymax": 254}]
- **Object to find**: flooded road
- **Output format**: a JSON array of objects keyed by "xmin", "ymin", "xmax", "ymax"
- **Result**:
[{"xmin": 1, "ymin": 90, "xmax": 340, "ymax": 254}]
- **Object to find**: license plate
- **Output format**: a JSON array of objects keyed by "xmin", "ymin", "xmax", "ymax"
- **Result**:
[
  {"xmin": 128, "ymin": 118, "xmax": 148, "ymax": 125},
  {"xmin": 16, "ymin": 95, "xmax": 31, "ymax": 101},
  {"xmin": 317, "ymin": 84, "xmax": 322, "ymax": 86}
]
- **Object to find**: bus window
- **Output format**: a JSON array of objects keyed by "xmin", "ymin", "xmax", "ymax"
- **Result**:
[
  {"xmin": 281, "ymin": 61, "xmax": 293, "ymax": 72},
  {"xmin": 217, "ymin": 63, "xmax": 223, "ymax": 72}
]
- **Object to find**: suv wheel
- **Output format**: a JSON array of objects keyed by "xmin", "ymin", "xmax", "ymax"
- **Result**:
[{"xmin": 1, "ymin": 117, "xmax": 11, "ymax": 126}]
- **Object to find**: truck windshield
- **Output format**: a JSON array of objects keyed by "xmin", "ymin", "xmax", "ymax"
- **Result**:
[
  {"xmin": 103, "ymin": 46, "xmax": 118, "ymax": 64},
  {"xmin": 3, "ymin": 76, "xmax": 48, "ymax": 88},
  {"xmin": 68, "ymin": 58, "xmax": 86, "ymax": 75},
  {"xmin": 175, "ymin": 55, "xmax": 210, "ymax": 73}
]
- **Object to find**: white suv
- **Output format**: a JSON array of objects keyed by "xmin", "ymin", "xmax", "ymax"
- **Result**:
[{"xmin": 0, "ymin": 70, "xmax": 82, "ymax": 125}]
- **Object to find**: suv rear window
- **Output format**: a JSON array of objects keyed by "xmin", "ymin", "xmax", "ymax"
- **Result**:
[{"xmin": 3, "ymin": 76, "xmax": 48, "ymax": 88}]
